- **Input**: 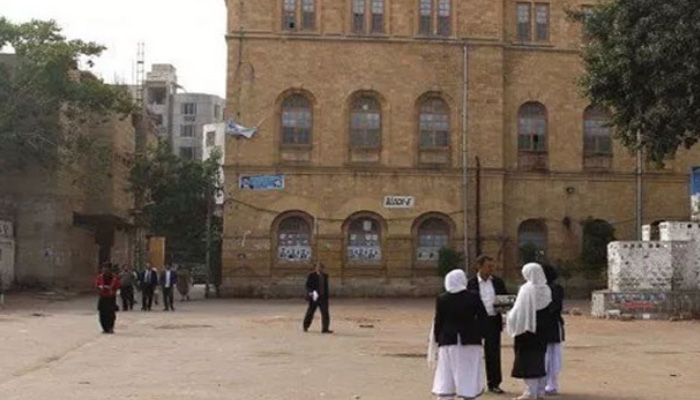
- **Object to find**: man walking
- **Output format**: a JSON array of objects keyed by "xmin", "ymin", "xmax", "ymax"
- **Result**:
[
  {"xmin": 302, "ymin": 262, "xmax": 332, "ymax": 333},
  {"xmin": 140, "ymin": 264, "xmax": 158, "ymax": 311},
  {"xmin": 119, "ymin": 265, "xmax": 137, "ymax": 311},
  {"xmin": 467, "ymin": 255, "xmax": 508, "ymax": 394},
  {"xmin": 160, "ymin": 264, "xmax": 177, "ymax": 311}
]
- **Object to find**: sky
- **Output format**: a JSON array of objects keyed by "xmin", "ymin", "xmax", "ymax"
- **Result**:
[{"xmin": 0, "ymin": 0, "xmax": 228, "ymax": 98}]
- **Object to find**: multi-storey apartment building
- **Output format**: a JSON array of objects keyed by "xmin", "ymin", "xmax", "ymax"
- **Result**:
[{"xmin": 222, "ymin": 0, "xmax": 700, "ymax": 296}]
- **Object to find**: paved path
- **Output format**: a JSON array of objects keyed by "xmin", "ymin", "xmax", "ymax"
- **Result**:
[{"xmin": 0, "ymin": 295, "xmax": 698, "ymax": 400}]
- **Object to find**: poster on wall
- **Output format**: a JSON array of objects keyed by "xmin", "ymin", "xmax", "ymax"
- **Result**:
[
  {"xmin": 691, "ymin": 167, "xmax": 700, "ymax": 221},
  {"xmin": 239, "ymin": 174, "xmax": 285, "ymax": 191}
]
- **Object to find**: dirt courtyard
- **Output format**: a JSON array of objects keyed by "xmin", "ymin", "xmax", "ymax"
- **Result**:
[{"xmin": 0, "ymin": 294, "xmax": 698, "ymax": 400}]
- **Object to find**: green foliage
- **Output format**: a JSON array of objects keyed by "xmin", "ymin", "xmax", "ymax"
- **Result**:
[
  {"xmin": 0, "ymin": 18, "xmax": 135, "ymax": 171},
  {"xmin": 571, "ymin": 0, "xmax": 700, "ymax": 162},
  {"xmin": 129, "ymin": 142, "xmax": 222, "ymax": 264},
  {"xmin": 437, "ymin": 247, "xmax": 464, "ymax": 278},
  {"xmin": 580, "ymin": 218, "xmax": 616, "ymax": 269}
]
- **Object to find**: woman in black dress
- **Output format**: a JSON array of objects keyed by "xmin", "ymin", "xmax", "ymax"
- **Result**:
[
  {"xmin": 506, "ymin": 263, "xmax": 552, "ymax": 400},
  {"xmin": 542, "ymin": 264, "xmax": 565, "ymax": 395}
]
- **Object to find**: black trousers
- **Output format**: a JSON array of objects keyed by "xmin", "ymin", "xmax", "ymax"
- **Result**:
[
  {"xmin": 162, "ymin": 287, "xmax": 175, "ymax": 310},
  {"xmin": 484, "ymin": 315, "xmax": 503, "ymax": 388},
  {"xmin": 98, "ymin": 296, "xmax": 117, "ymax": 333},
  {"xmin": 120, "ymin": 286, "xmax": 135, "ymax": 311},
  {"xmin": 303, "ymin": 297, "xmax": 330, "ymax": 332},
  {"xmin": 142, "ymin": 287, "xmax": 154, "ymax": 310}
]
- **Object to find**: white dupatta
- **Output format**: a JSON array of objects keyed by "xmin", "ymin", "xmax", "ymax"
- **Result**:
[
  {"xmin": 506, "ymin": 263, "xmax": 552, "ymax": 337},
  {"xmin": 427, "ymin": 270, "xmax": 468, "ymax": 368}
]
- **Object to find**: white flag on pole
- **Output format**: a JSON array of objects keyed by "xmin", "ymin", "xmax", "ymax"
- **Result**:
[{"xmin": 225, "ymin": 119, "xmax": 257, "ymax": 139}]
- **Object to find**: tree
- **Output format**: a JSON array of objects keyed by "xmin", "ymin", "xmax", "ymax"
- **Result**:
[
  {"xmin": 0, "ymin": 18, "xmax": 134, "ymax": 171},
  {"xmin": 580, "ymin": 218, "xmax": 616, "ymax": 269},
  {"xmin": 573, "ymin": 0, "xmax": 700, "ymax": 162},
  {"xmin": 129, "ymin": 142, "xmax": 222, "ymax": 268},
  {"xmin": 437, "ymin": 247, "xmax": 464, "ymax": 278}
]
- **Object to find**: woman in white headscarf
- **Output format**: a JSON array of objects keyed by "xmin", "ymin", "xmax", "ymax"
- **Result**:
[
  {"xmin": 506, "ymin": 263, "xmax": 553, "ymax": 400},
  {"xmin": 430, "ymin": 269, "xmax": 488, "ymax": 399}
]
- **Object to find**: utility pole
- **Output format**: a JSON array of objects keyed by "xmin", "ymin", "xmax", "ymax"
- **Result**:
[
  {"xmin": 636, "ymin": 129, "xmax": 643, "ymax": 240},
  {"xmin": 462, "ymin": 44, "xmax": 470, "ymax": 275},
  {"xmin": 204, "ymin": 184, "xmax": 212, "ymax": 298}
]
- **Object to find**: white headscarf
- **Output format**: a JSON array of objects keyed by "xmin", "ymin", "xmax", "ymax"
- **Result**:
[
  {"xmin": 444, "ymin": 269, "xmax": 467, "ymax": 294},
  {"xmin": 506, "ymin": 263, "xmax": 552, "ymax": 338},
  {"xmin": 427, "ymin": 269, "xmax": 468, "ymax": 368}
]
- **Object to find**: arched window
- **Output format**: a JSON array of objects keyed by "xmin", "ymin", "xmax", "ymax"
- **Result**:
[
  {"xmin": 518, "ymin": 102, "xmax": 548, "ymax": 170},
  {"xmin": 281, "ymin": 94, "xmax": 312, "ymax": 146},
  {"xmin": 416, "ymin": 218, "xmax": 450, "ymax": 262},
  {"xmin": 419, "ymin": 97, "xmax": 450, "ymax": 149},
  {"xmin": 347, "ymin": 216, "xmax": 382, "ymax": 263},
  {"xmin": 518, "ymin": 219, "xmax": 547, "ymax": 263},
  {"xmin": 583, "ymin": 106, "xmax": 612, "ymax": 168},
  {"xmin": 350, "ymin": 97, "xmax": 381, "ymax": 149},
  {"xmin": 277, "ymin": 216, "xmax": 313, "ymax": 263}
]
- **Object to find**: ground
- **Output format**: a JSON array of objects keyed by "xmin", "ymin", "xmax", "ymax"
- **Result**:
[{"xmin": 0, "ymin": 293, "xmax": 698, "ymax": 400}]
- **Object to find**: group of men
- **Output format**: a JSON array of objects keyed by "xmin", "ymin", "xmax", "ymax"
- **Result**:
[{"xmin": 112, "ymin": 263, "xmax": 179, "ymax": 312}]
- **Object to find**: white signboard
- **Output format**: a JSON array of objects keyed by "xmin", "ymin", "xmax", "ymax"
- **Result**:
[{"xmin": 383, "ymin": 196, "xmax": 415, "ymax": 209}]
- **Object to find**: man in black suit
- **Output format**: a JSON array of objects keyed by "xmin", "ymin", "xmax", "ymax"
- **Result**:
[
  {"xmin": 302, "ymin": 262, "xmax": 332, "ymax": 333},
  {"xmin": 139, "ymin": 264, "xmax": 159, "ymax": 311},
  {"xmin": 160, "ymin": 264, "xmax": 177, "ymax": 311},
  {"xmin": 467, "ymin": 255, "xmax": 508, "ymax": 394}
]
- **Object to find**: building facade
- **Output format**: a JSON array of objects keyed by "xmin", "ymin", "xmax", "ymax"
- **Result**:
[
  {"xmin": 222, "ymin": 0, "xmax": 700, "ymax": 296},
  {"xmin": 174, "ymin": 93, "xmax": 226, "ymax": 160}
]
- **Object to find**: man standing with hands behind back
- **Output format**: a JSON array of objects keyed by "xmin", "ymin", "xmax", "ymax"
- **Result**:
[
  {"xmin": 467, "ymin": 255, "xmax": 508, "ymax": 394},
  {"xmin": 303, "ymin": 262, "xmax": 332, "ymax": 334}
]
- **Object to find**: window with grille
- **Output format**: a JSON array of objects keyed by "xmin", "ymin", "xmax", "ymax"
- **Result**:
[
  {"xmin": 347, "ymin": 218, "xmax": 382, "ymax": 263},
  {"xmin": 353, "ymin": 0, "xmax": 366, "ymax": 33},
  {"xmin": 179, "ymin": 147, "xmax": 194, "ymax": 160},
  {"xmin": 281, "ymin": 94, "xmax": 312, "ymax": 146},
  {"xmin": 584, "ymin": 106, "xmax": 612, "ymax": 156},
  {"xmin": 517, "ymin": 3, "xmax": 532, "ymax": 42},
  {"xmin": 416, "ymin": 218, "xmax": 450, "ymax": 262},
  {"xmin": 180, "ymin": 125, "xmax": 195, "ymax": 138},
  {"xmin": 419, "ymin": 0, "xmax": 432, "ymax": 35},
  {"xmin": 350, "ymin": 97, "xmax": 381, "ymax": 149},
  {"xmin": 182, "ymin": 103, "xmax": 197, "ymax": 115},
  {"xmin": 535, "ymin": 4, "xmax": 549, "ymax": 41},
  {"xmin": 437, "ymin": 0, "xmax": 451, "ymax": 36},
  {"xmin": 518, "ymin": 102, "xmax": 547, "ymax": 153},
  {"xmin": 518, "ymin": 219, "xmax": 547, "ymax": 262},
  {"xmin": 206, "ymin": 131, "xmax": 216, "ymax": 147},
  {"xmin": 302, "ymin": 0, "xmax": 315, "ymax": 30},
  {"xmin": 419, "ymin": 98, "xmax": 450, "ymax": 149},
  {"xmin": 371, "ymin": 0, "xmax": 385, "ymax": 34},
  {"xmin": 278, "ymin": 217, "xmax": 312, "ymax": 262},
  {"xmin": 283, "ymin": 0, "xmax": 297, "ymax": 30}
]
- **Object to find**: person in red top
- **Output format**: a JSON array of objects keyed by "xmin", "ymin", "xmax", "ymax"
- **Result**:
[{"xmin": 95, "ymin": 263, "xmax": 120, "ymax": 334}]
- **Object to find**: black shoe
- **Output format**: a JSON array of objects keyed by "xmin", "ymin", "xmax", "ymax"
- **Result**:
[
  {"xmin": 321, "ymin": 330, "xmax": 334, "ymax": 334},
  {"xmin": 489, "ymin": 387, "xmax": 505, "ymax": 394}
]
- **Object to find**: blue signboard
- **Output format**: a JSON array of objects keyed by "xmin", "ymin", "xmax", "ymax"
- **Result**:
[
  {"xmin": 239, "ymin": 174, "xmax": 285, "ymax": 191},
  {"xmin": 691, "ymin": 167, "xmax": 700, "ymax": 220}
]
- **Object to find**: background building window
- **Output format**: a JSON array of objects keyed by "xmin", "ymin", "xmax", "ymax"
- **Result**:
[
  {"xmin": 206, "ymin": 131, "xmax": 216, "ymax": 147},
  {"xmin": 518, "ymin": 219, "xmax": 547, "ymax": 263},
  {"xmin": 179, "ymin": 147, "xmax": 194, "ymax": 160},
  {"xmin": 347, "ymin": 217, "xmax": 382, "ymax": 263},
  {"xmin": 517, "ymin": 3, "xmax": 532, "ymax": 42},
  {"xmin": 437, "ymin": 0, "xmax": 451, "ymax": 36},
  {"xmin": 214, "ymin": 105, "xmax": 221, "ymax": 119},
  {"xmin": 371, "ymin": 0, "xmax": 385, "ymax": 34},
  {"xmin": 584, "ymin": 106, "xmax": 612, "ymax": 169},
  {"xmin": 419, "ymin": 98, "xmax": 450, "ymax": 149},
  {"xmin": 416, "ymin": 218, "xmax": 450, "ymax": 262},
  {"xmin": 518, "ymin": 102, "xmax": 547, "ymax": 153},
  {"xmin": 535, "ymin": 4, "xmax": 550, "ymax": 41},
  {"xmin": 281, "ymin": 94, "xmax": 312, "ymax": 146},
  {"xmin": 277, "ymin": 216, "xmax": 312, "ymax": 263},
  {"xmin": 353, "ymin": 0, "xmax": 366, "ymax": 33},
  {"xmin": 283, "ymin": 0, "xmax": 297, "ymax": 30},
  {"xmin": 180, "ymin": 125, "xmax": 195, "ymax": 138},
  {"xmin": 182, "ymin": 103, "xmax": 197, "ymax": 115},
  {"xmin": 302, "ymin": 0, "xmax": 315, "ymax": 30},
  {"xmin": 350, "ymin": 97, "xmax": 381, "ymax": 149},
  {"xmin": 419, "ymin": 0, "xmax": 433, "ymax": 35}
]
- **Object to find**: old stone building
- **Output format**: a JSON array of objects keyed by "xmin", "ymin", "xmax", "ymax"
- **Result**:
[{"xmin": 222, "ymin": 0, "xmax": 700, "ymax": 296}]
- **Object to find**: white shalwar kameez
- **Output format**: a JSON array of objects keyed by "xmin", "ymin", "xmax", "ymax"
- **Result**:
[
  {"xmin": 544, "ymin": 342, "xmax": 563, "ymax": 393},
  {"xmin": 429, "ymin": 270, "xmax": 485, "ymax": 399}
]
